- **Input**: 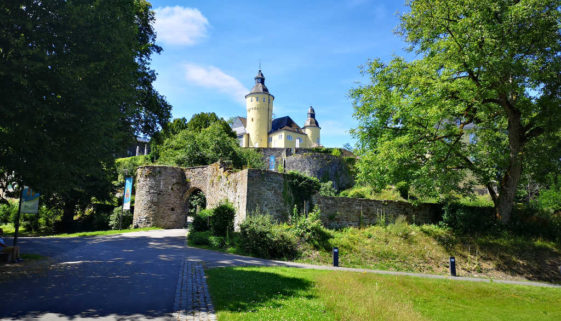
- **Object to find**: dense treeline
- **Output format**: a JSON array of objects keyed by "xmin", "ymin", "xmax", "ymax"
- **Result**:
[{"xmin": 0, "ymin": 0, "xmax": 170, "ymax": 231}]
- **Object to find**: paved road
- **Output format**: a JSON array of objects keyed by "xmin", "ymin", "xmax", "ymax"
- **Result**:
[
  {"xmin": 2, "ymin": 229, "xmax": 559, "ymax": 321},
  {"xmin": 1, "ymin": 230, "xmax": 188, "ymax": 321}
]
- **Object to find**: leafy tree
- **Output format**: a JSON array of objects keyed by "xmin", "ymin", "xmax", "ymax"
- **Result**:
[
  {"xmin": 187, "ymin": 112, "xmax": 236, "ymax": 137},
  {"xmin": 0, "ymin": 1, "xmax": 171, "ymax": 230},
  {"xmin": 351, "ymin": 0, "xmax": 561, "ymax": 223},
  {"xmin": 158, "ymin": 122, "xmax": 263, "ymax": 169}
]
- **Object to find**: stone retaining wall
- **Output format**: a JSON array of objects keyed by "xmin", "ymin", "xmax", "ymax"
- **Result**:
[
  {"xmin": 312, "ymin": 195, "xmax": 441, "ymax": 228},
  {"xmin": 134, "ymin": 162, "xmax": 441, "ymax": 230}
]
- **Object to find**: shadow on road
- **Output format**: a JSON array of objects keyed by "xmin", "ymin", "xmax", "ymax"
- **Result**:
[{"xmin": 1, "ymin": 233, "xmax": 186, "ymax": 321}]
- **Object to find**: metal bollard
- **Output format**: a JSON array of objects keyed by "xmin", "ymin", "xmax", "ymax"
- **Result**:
[
  {"xmin": 450, "ymin": 256, "xmax": 456, "ymax": 277},
  {"xmin": 333, "ymin": 247, "xmax": 339, "ymax": 267}
]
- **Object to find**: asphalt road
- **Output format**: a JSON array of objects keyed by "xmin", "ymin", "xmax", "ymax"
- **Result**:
[{"xmin": 1, "ymin": 230, "xmax": 188, "ymax": 321}]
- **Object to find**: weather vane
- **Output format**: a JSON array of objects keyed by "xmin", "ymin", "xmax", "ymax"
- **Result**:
[{"xmin": 259, "ymin": 60, "xmax": 262, "ymax": 70}]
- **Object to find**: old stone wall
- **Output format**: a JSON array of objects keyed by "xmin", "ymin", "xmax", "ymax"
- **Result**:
[
  {"xmin": 245, "ymin": 170, "xmax": 293, "ymax": 222},
  {"xmin": 133, "ymin": 166, "xmax": 188, "ymax": 228},
  {"xmin": 188, "ymin": 163, "xmax": 248, "ymax": 228},
  {"xmin": 256, "ymin": 148, "xmax": 354, "ymax": 191},
  {"xmin": 134, "ymin": 162, "xmax": 441, "ymax": 230},
  {"xmin": 312, "ymin": 195, "xmax": 441, "ymax": 228},
  {"xmin": 285, "ymin": 154, "xmax": 354, "ymax": 191}
]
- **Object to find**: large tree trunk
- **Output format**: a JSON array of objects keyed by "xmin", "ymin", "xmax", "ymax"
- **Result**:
[{"xmin": 495, "ymin": 108, "xmax": 523, "ymax": 223}]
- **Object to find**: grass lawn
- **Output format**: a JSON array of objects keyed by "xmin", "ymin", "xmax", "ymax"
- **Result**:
[
  {"xmin": 206, "ymin": 266, "xmax": 561, "ymax": 321},
  {"xmin": 48, "ymin": 227, "xmax": 161, "ymax": 237},
  {"xmin": 0, "ymin": 223, "xmax": 160, "ymax": 237},
  {"xmin": 189, "ymin": 223, "xmax": 561, "ymax": 283}
]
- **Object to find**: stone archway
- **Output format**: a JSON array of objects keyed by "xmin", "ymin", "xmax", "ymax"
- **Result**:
[{"xmin": 185, "ymin": 187, "xmax": 206, "ymax": 227}]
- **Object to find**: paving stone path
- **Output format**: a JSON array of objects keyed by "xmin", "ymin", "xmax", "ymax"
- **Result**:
[{"xmin": 174, "ymin": 258, "xmax": 216, "ymax": 321}]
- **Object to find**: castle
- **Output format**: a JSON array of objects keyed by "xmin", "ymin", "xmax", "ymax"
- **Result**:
[{"xmin": 231, "ymin": 70, "xmax": 321, "ymax": 148}]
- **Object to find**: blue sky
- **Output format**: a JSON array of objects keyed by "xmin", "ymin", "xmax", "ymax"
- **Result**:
[{"xmin": 149, "ymin": 0, "xmax": 411, "ymax": 147}]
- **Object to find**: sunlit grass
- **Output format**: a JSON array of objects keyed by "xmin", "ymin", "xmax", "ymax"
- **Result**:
[
  {"xmin": 207, "ymin": 266, "xmax": 561, "ymax": 321},
  {"xmin": 49, "ymin": 227, "xmax": 161, "ymax": 237}
]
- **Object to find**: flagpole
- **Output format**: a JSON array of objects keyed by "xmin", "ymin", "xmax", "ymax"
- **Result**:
[{"xmin": 13, "ymin": 187, "xmax": 23, "ymax": 247}]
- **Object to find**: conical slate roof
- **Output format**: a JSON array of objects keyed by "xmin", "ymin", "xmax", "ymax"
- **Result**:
[
  {"xmin": 304, "ymin": 106, "xmax": 319, "ymax": 128},
  {"xmin": 248, "ymin": 69, "xmax": 270, "ymax": 95}
]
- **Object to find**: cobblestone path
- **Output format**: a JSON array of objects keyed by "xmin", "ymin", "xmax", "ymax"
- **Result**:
[{"xmin": 175, "ymin": 258, "xmax": 217, "ymax": 321}]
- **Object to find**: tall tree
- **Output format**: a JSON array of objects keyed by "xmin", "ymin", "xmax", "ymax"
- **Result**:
[
  {"xmin": 0, "ymin": 0, "xmax": 170, "ymax": 229},
  {"xmin": 351, "ymin": 0, "xmax": 561, "ymax": 222}
]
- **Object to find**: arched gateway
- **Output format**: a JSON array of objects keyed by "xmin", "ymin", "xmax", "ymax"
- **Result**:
[{"xmin": 133, "ymin": 162, "xmax": 252, "ymax": 229}]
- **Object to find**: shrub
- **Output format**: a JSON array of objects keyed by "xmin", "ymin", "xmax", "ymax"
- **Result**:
[
  {"xmin": 319, "ymin": 181, "xmax": 337, "ymax": 197},
  {"xmin": 240, "ymin": 214, "xmax": 298, "ymax": 259},
  {"xmin": 109, "ymin": 206, "xmax": 133, "ymax": 230},
  {"xmin": 0, "ymin": 201, "xmax": 18, "ymax": 224},
  {"xmin": 208, "ymin": 236, "xmax": 226, "ymax": 248},
  {"xmin": 210, "ymin": 202, "xmax": 235, "ymax": 237},
  {"xmin": 388, "ymin": 215, "xmax": 411, "ymax": 239},
  {"xmin": 293, "ymin": 207, "xmax": 332, "ymax": 250},
  {"xmin": 188, "ymin": 231, "xmax": 212, "ymax": 246},
  {"xmin": 441, "ymin": 203, "xmax": 496, "ymax": 234},
  {"xmin": 191, "ymin": 209, "xmax": 213, "ymax": 232}
]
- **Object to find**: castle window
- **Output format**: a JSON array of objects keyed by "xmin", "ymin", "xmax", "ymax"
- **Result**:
[
  {"xmin": 268, "ymin": 137, "xmax": 272, "ymax": 143},
  {"xmin": 278, "ymin": 134, "xmax": 283, "ymax": 140},
  {"xmin": 251, "ymin": 97, "xmax": 253, "ymax": 102},
  {"xmin": 263, "ymin": 98, "xmax": 266, "ymax": 102},
  {"xmin": 297, "ymin": 138, "xmax": 303, "ymax": 143},
  {"xmin": 287, "ymin": 135, "xmax": 293, "ymax": 141},
  {"xmin": 316, "ymin": 138, "xmax": 320, "ymax": 144}
]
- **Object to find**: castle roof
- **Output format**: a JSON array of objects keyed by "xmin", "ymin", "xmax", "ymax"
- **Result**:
[
  {"xmin": 270, "ymin": 116, "xmax": 304, "ymax": 134},
  {"xmin": 304, "ymin": 106, "xmax": 320, "ymax": 128},
  {"xmin": 246, "ymin": 69, "xmax": 272, "ymax": 97}
]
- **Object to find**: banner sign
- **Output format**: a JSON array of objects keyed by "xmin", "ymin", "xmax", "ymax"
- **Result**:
[
  {"xmin": 269, "ymin": 155, "xmax": 276, "ymax": 171},
  {"xmin": 123, "ymin": 177, "xmax": 133, "ymax": 210},
  {"xmin": 21, "ymin": 186, "xmax": 40, "ymax": 214}
]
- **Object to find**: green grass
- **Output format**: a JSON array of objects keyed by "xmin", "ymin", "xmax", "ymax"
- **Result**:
[
  {"xmin": 206, "ymin": 266, "xmax": 561, "ymax": 321},
  {"xmin": 190, "ymin": 222, "xmax": 561, "ymax": 284},
  {"xmin": 1, "ymin": 223, "xmax": 160, "ymax": 238},
  {"xmin": 48, "ymin": 227, "xmax": 161, "ymax": 237},
  {"xmin": 20, "ymin": 253, "xmax": 48, "ymax": 260}
]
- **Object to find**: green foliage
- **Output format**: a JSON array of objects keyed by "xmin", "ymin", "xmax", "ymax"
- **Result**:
[
  {"xmin": 319, "ymin": 181, "xmax": 337, "ymax": 197},
  {"xmin": 187, "ymin": 190, "xmax": 206, "ymax": 217},
  {"xmin": 350, "ymin": 0, "xmax": 561, "ymax": 222},
  {"xmin": 150, "ymin": 118, "xmax": 189, "ymax": 160},
  {"xmin": 0, "ymin": 0, "xmax": 170, "ymax": 209},
  {"xmin": 191, "ymin": 209, "xmax": 213, "ymax": 232},
  {"xmin": 339, "ymin": 185, "xmax": 405, "ymax": 201},
  {"xmin": 283, "ymin": 171, "xmax": 321, "ymax": 211},
  {"xmin": 188, "ymin": 231, "xmax": 212, "ymax": 246},
  {"xmin": 292, "ymin": 207, "xmax": 332, "ymax": 250},
  {"xmin": 0, "ymin": 201, "xmax": 18, "ymax": 225},
  {"xmin": 187, "ymin": 112, "xmax": 236, "ymax": 137},
  {"xmin": 239, "ymin": 215, "xmax": 298, "ymax": 259},
  {"xmin": 109, "ymin": 206, "xmax": 133, "ymax": 230},
  {"xmin": 115, "ymin": 155, "xmax": 152, "ymax": 183},
  {"xmin": 157, "ymin": 121, "xmax": 263, "ymax": 169},
  {"xmin": 189, "ymin": 202, "xmax": 235, "ymax": 237},
  {"xmin": 208, "ymin": 235, "xmax": 226, "ymax": 248},
  {"xmin": 330, "ymin": 148, "xmax": 342, "ymax": 157},
  {"xmin": 441, "ymin": 203, "xmax": 496, "ymax": 234},
  {"xmin": 210, "ymin": 202, "xmax": 235, "ymax": 237}
]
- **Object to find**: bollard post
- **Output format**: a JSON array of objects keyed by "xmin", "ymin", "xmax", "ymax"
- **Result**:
[
  {"xmin": 450, "ymin": 256, "xmax": 456, "ymax": 277},
  {"xmin": 333, "ymin": 247, "xmax": 339, "ymax": 267}
]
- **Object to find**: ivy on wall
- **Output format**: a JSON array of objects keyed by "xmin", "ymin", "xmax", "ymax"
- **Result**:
[{"xmin": 282, "ymin": 171, "xmax": 321, "ymax": 212}]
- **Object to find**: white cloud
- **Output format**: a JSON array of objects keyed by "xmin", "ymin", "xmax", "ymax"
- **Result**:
[
  {"xmin": 154, "ymin": 6, "xmax": 209, "ymax": 46},
  {"xmin": 184, "ymin": 64, "xmax": 248, "ymax": 104}
]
